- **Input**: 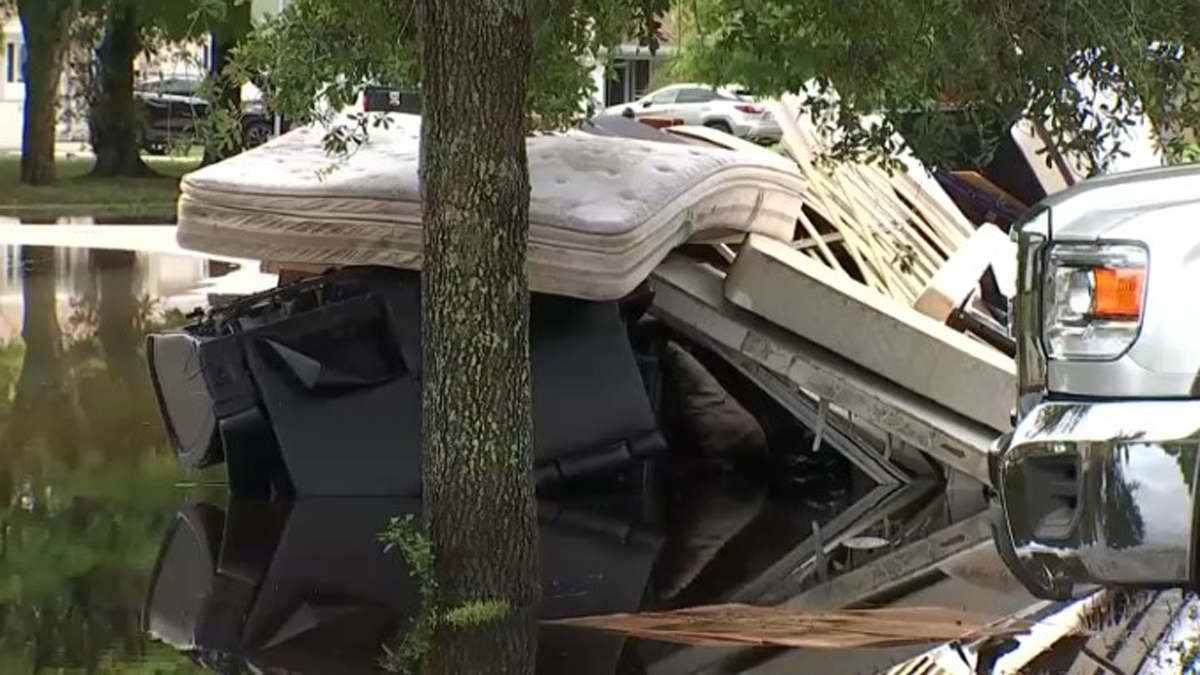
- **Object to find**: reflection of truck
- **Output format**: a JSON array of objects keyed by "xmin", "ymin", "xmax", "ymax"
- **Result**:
[{"xmin": 991, "ymin": 163, "xmax": 1200, "ymax": 599}]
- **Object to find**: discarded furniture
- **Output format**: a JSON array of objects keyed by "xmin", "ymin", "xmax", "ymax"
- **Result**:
[
  {"xmin": 887, "ymin": 588, "xmax": 1186, "ymax": 675},
  {"xmin": 769, "ymin": 94, "xmax": 976, "ymax": 305},
  {"xmin": 147, "ymin": 267, "xmax": 664, "ymax": 496},
  {"xmin": 724, "ymin": 235, "xmax": 1015, "ymax": 432},
  {"xmin": 649, "ymin": 256, "xmax": 997, "ymax": 484}
]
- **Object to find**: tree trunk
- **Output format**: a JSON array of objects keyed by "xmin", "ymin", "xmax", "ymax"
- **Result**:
[
  {"xmin": 426, "ymin": 608, "xmax": 537, "ymax": 675},
  {"xmin": 90, "ymin": 1, "xmax": 152, "ymax": 178},
  {"xmin": 17, "ymin": 0, "xmax": 79, "ymax": 186},
  {"xmin": 201, "ymin": 0, "xmax": 252, "ymax": 166},
  {"xmin": 419, "ymin": 0, "xmax": 539, "ymax": 607}
]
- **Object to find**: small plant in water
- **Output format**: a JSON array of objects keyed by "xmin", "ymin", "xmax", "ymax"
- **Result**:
[
  {"xmin": 443, "ymin": 599, "xmax": 512, "ymax": 628},
  {"xmin": 381, "ymin": 514, "xmax": 438, "ymax": 603},
  {"xmin": 378, "ymin": 515, "xmax": 512, "ymax": 673}
]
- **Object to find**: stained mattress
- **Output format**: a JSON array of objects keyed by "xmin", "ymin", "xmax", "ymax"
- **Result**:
[{"xmin": 177, "ymin": 114, "xmax": 803, "ymax": 300}]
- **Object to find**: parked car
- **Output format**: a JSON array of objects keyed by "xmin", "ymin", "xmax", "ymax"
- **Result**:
[
  {"xmin": 603, "ymin": 83, "xmax": 782, "ymax": 143},
  {"xmin": 991, "ymin": 163, "xmax": 1200, "ymax": 600},
  {"xmin": 135, "ymin": 77, "xmax": 278, "ymax": 154}
]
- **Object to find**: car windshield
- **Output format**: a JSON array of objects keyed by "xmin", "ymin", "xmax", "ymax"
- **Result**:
[{"xmin": 139, "ymin": 78, "xmax": 200, "ymax": 96}]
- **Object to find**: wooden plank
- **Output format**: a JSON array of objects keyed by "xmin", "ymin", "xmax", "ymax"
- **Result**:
[
  {"xmin": 913, "ymin": 224, "xmax": 1015, "ymax": 323},
  {"xmin": 725, "ymin": 235, "xmax": 1015, "ymax": 431},
  {"xmin": 767, "ymin": 95, "xmax": 977, "ymax": 305}
]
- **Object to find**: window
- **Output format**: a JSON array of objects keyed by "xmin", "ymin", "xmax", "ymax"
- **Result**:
[
  {"xmin": 5, "ymin": 42, "xmax": 25, "ymax": 84},
  {"xmin": 676, "ymin": 88, "xmax": 717, "ymax": 104},
  {"xmin": 167, "ymin": 79, "xmax": 200, "ymax": 97},
  {"xmin": 603, "ymin": 58, "xmax": 660, "ymax": 106},
  {"xmin": 142, "ymin": 78, "xmax": 200, "ymax": 97},
  {"xmin": 647, "ymin": 88, "xmax": 678, "ymax": 105},
  {"xmin": 605, "ymin": 63, "xmax": 627, "ymax": 107},
  {"xmin": 631, "ymin": 59, "xmax": 651, "ymax": 99}
]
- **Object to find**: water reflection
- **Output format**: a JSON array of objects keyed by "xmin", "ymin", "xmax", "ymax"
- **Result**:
[
  {"xmin": 0, "ymin": 237, "xmax": 1185, "ymax": 674},
  {"xmin": 146, "ymin": 497, "xmax": 659, "ymax": 674},
  {"xmin": 0, "ymin": 245, "xmax": 206, "ymax": 673},
  {"xmin": 0, "ymin": 242, "xmax": 868, "ymax": 674}
]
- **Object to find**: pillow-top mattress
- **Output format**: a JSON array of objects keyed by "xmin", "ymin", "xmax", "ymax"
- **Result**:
[{"xmin": 177, "ymin": 114, "xmax": 803, "ymax": 300}]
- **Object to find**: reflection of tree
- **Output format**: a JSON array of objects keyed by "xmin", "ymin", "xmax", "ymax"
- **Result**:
[
  {"xmin": 425, "ymin": 609, "xmax": 537, "ymax": 675},
  {"xmin": 4, "ymin": 246, "xmax": 82, "ymax": 463},
  {"xmin": 94, "ymin": 249, "xmax": 141, "ymax": 382},
  {"xmin": 1166, "ymin": 445, "xmax": 1199, "ymax": 492},
  {"xmin": 0, "ymin": 246, "xmax": 200, "ymax": 673},
  {"xmin": 69, "ymin": 249, "xmax": 164, "ymax": 458},
  {"xmin": 1102, "ymin": 447, "xmax": 1146, "ymax": 550},
  {"xmin": 1029, "ymin": 404, "xmax": 1088, "ymax": 437}
]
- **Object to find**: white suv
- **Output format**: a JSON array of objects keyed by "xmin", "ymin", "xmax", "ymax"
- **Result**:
[{"xmin": 604, "ymin": 84, "xmax": 783, "ymax": 144}]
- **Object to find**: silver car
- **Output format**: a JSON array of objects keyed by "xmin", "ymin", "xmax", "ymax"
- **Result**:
[
  {"xmin": 603, "ymin": 83, "xmax": 783, "ymax": 143},
  {"xmin": 992, "ymin": 163, "xmax": 1200, "ymax": 599}
]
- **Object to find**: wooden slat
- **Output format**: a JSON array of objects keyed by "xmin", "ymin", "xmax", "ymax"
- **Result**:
[{"xmin": 769, "ymin": 96, "xmax": 977, "ymax": 306}]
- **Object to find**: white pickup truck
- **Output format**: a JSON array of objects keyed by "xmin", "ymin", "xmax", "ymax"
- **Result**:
[{"xmin": 992, "ymin": 163, "xmax": 1200, "ymax": 599}]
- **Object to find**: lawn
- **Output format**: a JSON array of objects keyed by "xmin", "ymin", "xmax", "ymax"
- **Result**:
[{"xmin": 0, "ymin": 154, "xmax": 200, "ymax": 221}]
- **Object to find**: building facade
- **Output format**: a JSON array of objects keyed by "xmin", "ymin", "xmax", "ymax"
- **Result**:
[
  {"xmin": 1, "ymin": 18, "xmax": 26, "ymax": 149},
  {"xmin": 0, "ymin": 16, "xmax": 211, "ymax": 152}
]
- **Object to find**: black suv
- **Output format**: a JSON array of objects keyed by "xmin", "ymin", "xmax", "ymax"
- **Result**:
[{"xmin": 135, "ymin": 77, "xmax": 278, "ymax": 154}]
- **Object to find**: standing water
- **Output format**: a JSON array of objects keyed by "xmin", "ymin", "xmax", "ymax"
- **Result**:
[{"xmin": 0, "ymin": 222, "xmax": 1191, "ymax": 674}]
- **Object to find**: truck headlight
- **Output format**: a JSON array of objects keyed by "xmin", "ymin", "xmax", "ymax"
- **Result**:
[{"xmin": 1043, "ymin": 242, "xmax": 1148, "ymax": 361}]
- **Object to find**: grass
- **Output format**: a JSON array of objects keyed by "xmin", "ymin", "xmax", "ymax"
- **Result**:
[{"xmin": 0, "ymin": 152, "xmax": 200, "ymax": 220}]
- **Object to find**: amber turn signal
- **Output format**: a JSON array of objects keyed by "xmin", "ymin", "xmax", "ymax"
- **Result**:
[{"xmin": 1092, "ymin": 267, "xmax": 1145, "ymax": 319}]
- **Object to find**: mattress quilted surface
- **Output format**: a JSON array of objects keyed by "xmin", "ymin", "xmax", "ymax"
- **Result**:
[{"xmin": 178, "ymin": 113, "xmax": 804, "ymax": 299}]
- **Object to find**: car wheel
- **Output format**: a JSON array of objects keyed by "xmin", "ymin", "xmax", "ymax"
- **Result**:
[
  {"xmin": 704, "ymin": 120, "xmax": 734, "ymax": 135},
  {"xmin": 242, "ymin": 120, "xmax": 274, "ymax": 149}
]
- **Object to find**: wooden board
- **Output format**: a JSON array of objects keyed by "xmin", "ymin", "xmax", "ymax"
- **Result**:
[
  {"xmin": 913, "ymin": 223, "xmax": 1015, "ymax": 323},
  {"xmin": 725, "ymin": 235, "xmax": 1015, "ymax": 432}
]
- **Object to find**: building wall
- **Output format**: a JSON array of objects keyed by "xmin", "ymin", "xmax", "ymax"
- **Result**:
[{"xmin": 1, "ymin": 18, "xmax": 26, "ymax": 150}]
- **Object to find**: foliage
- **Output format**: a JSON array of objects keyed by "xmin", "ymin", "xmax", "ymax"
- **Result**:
[
  {"xmin": 378, "ymin": 515, "xmax": 512, "ymax": 673},
  {"xmin": 381, "ymin": 514, "xmax": 438, "ymax": 604},
  {"xmin": 234, "ymin": 0, "xmax": 670, "ymax": 131},
  {"xmin": 674, "ymin": 0, "xmax": 1200, "ymax": 170}
]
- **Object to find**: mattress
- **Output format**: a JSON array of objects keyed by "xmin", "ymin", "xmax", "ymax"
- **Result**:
[{"xmin": 177, "ymin": 113, "xmax": 803, "ymax": 300}]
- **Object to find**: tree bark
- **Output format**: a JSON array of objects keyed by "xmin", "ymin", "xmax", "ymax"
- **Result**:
[
  {"xmin": 17, "ymin": 0, "xmax": 79, "ymax": 186},
  {"xmin": 419, "ymin": 0, "xmax": 539, "ymax": 607},
  {"xmin": 426, "ymin": 608, "xmax": 537, "ymax": 675},
  {"xmin": 201, "ymin": 0, "xmax": 252, "ymax": 166},
  {"xmin": 90, "ymin": 0, "xmax": 153, "ymax": 178}
]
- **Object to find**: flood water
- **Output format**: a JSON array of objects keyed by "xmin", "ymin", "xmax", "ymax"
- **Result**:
[{"xmin": 0, "ymin": 227, "xmax": 1193, "ymax": 674}]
